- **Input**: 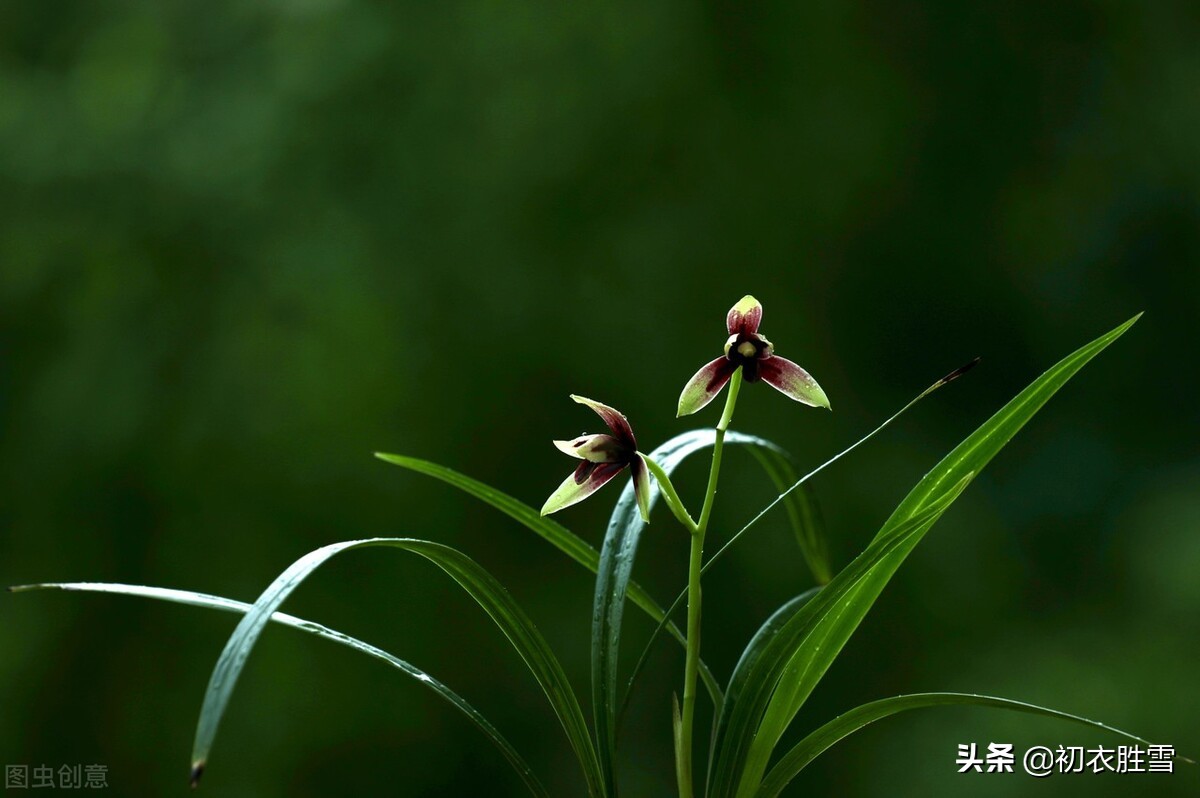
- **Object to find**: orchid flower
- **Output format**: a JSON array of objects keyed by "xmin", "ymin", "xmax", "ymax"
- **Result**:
[
  {"xmin": 677, "ymin": 295, "xmax": 831, "ymax": 416},
  {"xmin": 540, "ymin": 395, "xmax": 651, "ymax": 522}
]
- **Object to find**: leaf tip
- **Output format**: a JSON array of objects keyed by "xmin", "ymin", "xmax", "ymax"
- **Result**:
[
  {"xmin": 189, "ymin": 762, "xmax": 205, "ymax": 789},
  {"xmin": 918, "ymin": 356, "xmax": 981, "ymax": 399},
  {"xmin": 939, "ymin": 356, "xmax": 981, "ymax": 386},
  {"xmin": 1114, "ymin": 311, "xmax": 1144, "ymax": 335}
]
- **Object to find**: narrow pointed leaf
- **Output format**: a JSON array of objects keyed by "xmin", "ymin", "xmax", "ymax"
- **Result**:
[
  {"xmin": 698, "ymin": 356, "xmax": 985, "ymax": 590},
  {"xmin": 374, "ymin": 453, "xmax": 713, "ymax": 692},
  {"xmin": 876, "ymin": 314, "xmax": 1138, "ymax": 544},
  {"xmin": 187, "ymin": 539, "xmax": 604, "ymax": 797},
  {"xmin": 376, "ymin": 453, "xmax": 600, "ymax": 572},
  {"xmin": 705, "ymin": 588, "xmax": 821, "ymax": 790},
  {"xmin": 10, "ymin": 581, "xmax": 548, "ymax": 797},
  {"xmin": 709, "ymin": 478, "xmax": 973, "ymax": 798},
  {"xmin": 723, "ymin": 314, "xmax": 1141, "ymax": 797},
  {"xmin": 745, "ymin": 448, "xmax": 831, "ymax": 584},
  {"xmin": 758, "ymin": 692, "xmax": 1154, "ymax": 797},
  {"xmin": 621, "ymin": 373, "xmax": 969, "ymax": 731}
]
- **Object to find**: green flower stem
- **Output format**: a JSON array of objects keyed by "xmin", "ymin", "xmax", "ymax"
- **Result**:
[
  {"xmin": 640, "ymin": 454, "xmax": 699, "ymax": 533},
  {"xmin": 677, "ymin": 367, "xmax": 743, "ymax": 798}
]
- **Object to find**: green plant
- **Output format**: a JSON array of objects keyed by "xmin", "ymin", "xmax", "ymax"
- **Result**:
[{"xmin": 12, "ymin": 300, "xmax": 1171, "ymax": 796}]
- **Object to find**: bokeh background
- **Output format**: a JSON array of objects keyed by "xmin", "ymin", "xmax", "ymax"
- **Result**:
[{"xmin": 2, "ymin": 2, "xmax": 1197, "ymax": 796}]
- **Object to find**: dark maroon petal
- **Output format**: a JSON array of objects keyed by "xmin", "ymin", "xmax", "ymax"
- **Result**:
[
  {"xmin": 540, "ymin": 462, "xmax": 628, "ymax": 516},
  {"xmin": 569, "ymin": 395, "xmax": 637, "ymax": 448},
  {"xmin": 758, "ymin": 356, "xmax": 831, "ymax": 409},
  {"xmin": 725, "ymin": 295, "xmax": 763, "ymax": 336},
  {"xmin": 573, "ymin": 460, "xmax": 597, "ymax": 484},
  {"xmin": 677, "ymin": 357, "xmax": 738, "ymax": 416}
]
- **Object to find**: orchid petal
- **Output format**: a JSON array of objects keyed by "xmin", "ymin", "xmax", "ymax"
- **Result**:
[
  {"xmin": 758, "ymin": 356, "xmax": 831, "ymax": 409},
  {"xmin": 539, "ymin": 462, "xmax": 627, "ymax": 516},
  {"xmin": 569, "ymin": 395, "xmax": 636, "ymax": 447},
  {"xmin": 677, "ymin": 357, "xmax": 738, "ymax": 417},
  {"xmin": 553, "ymin": 433, "xmax": 625, "ymax": 463},
  {"xmin": 630, "ymin": 455, "xmax": 651, "ymax": 524},
  {"xmin": 726, "ymin": 295, "xmax": 763, "ymax": 336}
]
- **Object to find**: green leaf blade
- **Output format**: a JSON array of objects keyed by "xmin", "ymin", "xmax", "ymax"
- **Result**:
[
  {"xmin": 374, "ymin": 454, "xmax": 600, "ymax": 573},
  {"xmin": 709, "ymin": 477, "xmax": 973, "ymax": 798},
  {"xmin": 185, "ymin": 539, "xmax": 604, "ymax": 796},
  {"xmin": 374, "ymin": 453, "xmax": 705, "ymax": 689},
  {"xmin": 10, "ymin": 581, "xmax": 549, "ymax": 797},
  {"xmin": 758, "ymin": 692, "xmax": 1153, "ymax": 798},
  {"xmin": 705, "ymin": 587, "xmax": 821, "ymax": 792},
  {"xmin": 745, "ymin": 447, "xmax": 831, "ymax": 584},
  {"xmin": 725, "ymin": 314, "xmax": 1141, "ymax": 797},
  {"xmin": 877, "ymin": 312, "xmax": 1142, "ymax": 540}
]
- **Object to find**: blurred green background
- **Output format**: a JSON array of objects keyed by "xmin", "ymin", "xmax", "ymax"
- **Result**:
[{"xmin": 2, "ymin": 1, "xmax": 1197, "ymax": 796}]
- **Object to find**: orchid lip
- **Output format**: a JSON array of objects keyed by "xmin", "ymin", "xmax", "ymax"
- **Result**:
[{"xmin": 723, "ymin": 332, "xmax": 773, "ymax": 362}]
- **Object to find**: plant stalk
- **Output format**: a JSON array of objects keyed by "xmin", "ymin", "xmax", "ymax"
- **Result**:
[{"xmin": 677, "ymin": 367, "xmax": 743, "ymax": 798}]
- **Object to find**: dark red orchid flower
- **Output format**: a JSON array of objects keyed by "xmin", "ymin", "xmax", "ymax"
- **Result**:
[
  {"xmin": 677, "ymin": 295, "xmax": 830, "ymax": 416},
  {"xmin": 540, "ymin": 395, "xmax": 651, "ymax": 522}
]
